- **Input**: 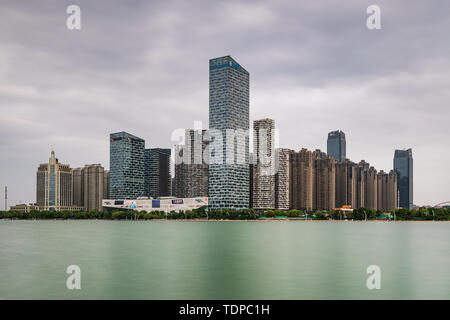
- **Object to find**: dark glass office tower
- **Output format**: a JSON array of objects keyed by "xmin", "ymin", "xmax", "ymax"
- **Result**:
[
  {"xmin": 327, "ymin": 130, "xmax": 346, "ymax": 162},
  {"xmin": 208, "ymin": 56, "xmax": 249, "ymax": 209},
  {"xmin": 144, "ymin": 148, "xmax": 171, "ymax": 198},
  {"xmin": 109, "ymin": 132, "xmax": 145, "ymax": 199},
  {"xmin": 394, "ymin": 149, "xmax": 413, "ymax": 209}
]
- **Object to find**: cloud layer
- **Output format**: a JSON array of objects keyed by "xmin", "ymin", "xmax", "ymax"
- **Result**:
[{"xmin": 1, "ymin": 0, "xmax": 449, "ymax": 206}]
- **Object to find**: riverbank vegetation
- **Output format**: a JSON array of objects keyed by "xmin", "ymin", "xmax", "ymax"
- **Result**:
[{"xmin": 0, "ymin": 207, "xmax": 449, "ymax": 221}]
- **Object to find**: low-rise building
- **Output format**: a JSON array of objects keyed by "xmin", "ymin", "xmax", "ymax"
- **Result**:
[{"xmin": 102, "ymin": 197, "xmax": 208, "ymax": 213}]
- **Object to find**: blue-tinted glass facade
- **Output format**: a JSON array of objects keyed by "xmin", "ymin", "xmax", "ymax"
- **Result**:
[
  {"xmin": 394, "ymin": 149, "xmax": 413, "ymax": 209},
  {"xmin": 208, "ymin": 56, "xmax": 249, "ymax": 209},
  {"xmin": 49, "ymin": 164, "xmax": 56, "ymax": 206},
  {"xmin": 327, "ymin": 130, "xmax": 346, "ymax": 162},
  {"xmin": 144, "ymin": 148, "xmax": 171, "ymax": 198},
  {"xmin": 109, "ymin": 131, "xmax": 145, "ymax": 199}
]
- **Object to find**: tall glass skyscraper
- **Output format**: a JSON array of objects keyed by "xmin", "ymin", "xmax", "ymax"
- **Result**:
[
  {"xmin": 327, "ymin": 130, "xmax": 346, "ymax": 162},
  {"xmin": 109, "ymin": 131, "xmax": 145, "ymax": 199},
  {"xmin": 394, "ymin": 148, "xmax": 413, "ymax": 209},
  {"xmin": 208, "ymin": 56, "xmax": 249, "ymax": 209},
  {"xmin": 144, "ymin": 148, "xmax": 171, "ymax": 198}
]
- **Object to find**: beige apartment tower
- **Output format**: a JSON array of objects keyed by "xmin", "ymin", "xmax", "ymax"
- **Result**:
[
  {"xmin": 355, "ymin": 161, "xmax": 367, "ymax": 209},
  {"xmin": 364, "ymin": 166, "xmax": 378, "ymax": 210},
  {"xmin": 274, "ymin": 148, "xmax": 291, "ymax": 210},
  {"xmin": 72, "ymin": 164, "xmax": 106, "ymax": 211},
  {"xmin": 289, "ymin": 148, "xmax": 314, "ymax": 211},
  {"xmin": 335, "ymin": 160, "xmax": 356, "ymax": 208},
  {"xmin": 377, "ymin": 170, "xmax": 398, "ymax": 211},
  {"xmin": 312, "ymin": 150, "xmax": 336, "ymax": 211},
  {"xmin": 36, "ymin": 151, "xmax": 74, "ymax": 211}
]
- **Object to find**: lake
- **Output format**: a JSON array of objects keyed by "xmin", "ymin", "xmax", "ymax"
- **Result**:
[{"xmin": 0, "ymin": 220, "xmax": 448, "ymax": 299}]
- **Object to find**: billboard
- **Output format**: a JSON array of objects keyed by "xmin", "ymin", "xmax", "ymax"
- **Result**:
[{"xmin": 152, "ymin": 200, "xmax": 160, "ymax": 208}]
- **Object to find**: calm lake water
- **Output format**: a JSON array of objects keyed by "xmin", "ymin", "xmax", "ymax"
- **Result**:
[{"xmin": 0, "ymin": 220, "xmax": 449, "ymax": 299}]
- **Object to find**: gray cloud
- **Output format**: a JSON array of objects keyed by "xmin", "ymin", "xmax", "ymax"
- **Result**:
[{"xmin": 0, "ymin": 0, "xmax": 449, "ymax": 207}]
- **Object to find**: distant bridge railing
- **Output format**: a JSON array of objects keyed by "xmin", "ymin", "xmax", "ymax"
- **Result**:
[{"xmin": 433, "ymin": 201, "xmax": 450, "ymax": 208}]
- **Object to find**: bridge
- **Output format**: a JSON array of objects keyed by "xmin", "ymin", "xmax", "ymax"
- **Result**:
[{"xmin": 433, "ymin": 201, "xmax": 450, "ymax": 208}]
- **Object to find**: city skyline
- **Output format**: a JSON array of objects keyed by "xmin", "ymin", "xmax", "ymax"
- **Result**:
[{"xmin": 1, "ymin": 1, "xmax": 450, "ymax": 207}]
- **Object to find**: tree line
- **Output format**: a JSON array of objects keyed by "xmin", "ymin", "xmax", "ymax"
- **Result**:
[{"xmin": 1, "ymin": 207, "xmax": 449, "ymax": 221}]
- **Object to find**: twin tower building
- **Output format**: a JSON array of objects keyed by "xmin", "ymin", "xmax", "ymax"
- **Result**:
[{"xmin": 35, "ymin": 56, "xmax": 413, "ymax": 212}]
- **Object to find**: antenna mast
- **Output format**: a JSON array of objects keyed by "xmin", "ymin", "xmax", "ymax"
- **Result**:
[{"xmin": 4, "ymin": 186, "xmax": 7, "ymax": 211}]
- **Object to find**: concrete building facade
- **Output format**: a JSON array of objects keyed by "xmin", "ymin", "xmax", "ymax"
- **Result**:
[
  {"xmin": 377, "ymin": 170, "xmax": 398, "ymax": 211},
  {"xmin": 72, "ymin": 164, "xmax": 106, "ymax": 211},
  {"xmin": 313, "ymin": 150, "xmax": 336, "ymax": 211},
  {"xmin": 174, "ymin": 129, "xmax": 209, "ymax": 198},
  {"xmin": 36, "ymin": 151, "xmax": 75, "ymax": 211},
  {"xmin": 274, "ymin": 148, "xmax": 291, "ymax": 210},
  {"xmin": 289, "ymin": 148, "xmax": 314, "ymax": 211},
  {"xmin": 83, "ymin": 164, "xmax": 104, "ymax": 211},
  {"xmin": 252, "ymin": 119, "xmax": 275, "ymax": 210},
  {"xmin": 335, "ymin": 160, "xmax": 356, "ymax": 208},
  {"xmin": 364, "ymin": 166, "xmax": 378, "ymax": 210}
]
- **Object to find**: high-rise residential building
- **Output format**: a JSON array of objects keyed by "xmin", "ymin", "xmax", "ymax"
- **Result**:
[
  {"xmin": 377, "ymin": 170, "xmax": 398, "ymax": 211},
  {"xmin": 289, "ymin": 148, "xmax": 314, "ymax": 211},
  {"xmin": 335, "ymin": 160, "xmax": 356, "ymax": 208},
  {"xmin": 72, "ymin": 164, "xmax": 106, "ymax": 211},
  {"xmin": 83, "ymin": 164, "xmax": 104, "ymax": 211},
  {"xmin": 36, "ymin": 151, "xmax": 76, "ymax": 211},
  {"xmin": 394, "ymin": 149, "xmax": 413, "ymax": 209},
  {"xmin": 72, "ymin": 167, "xmax": 84, "ymax": 207},
  {"xmin": 208, "ymin": 56, "xmax": 249, "ymax": 209},
  {"xmin": 174, "ymin": 129, "xmax": 209, "ymax": 198},
  {"xmin": 354, "ymin": 160, "xmax": 378, "ymax": 210},
  {"xmin": 327, "ymin": 130, "xmax": 346, "ymax": 162},
  {"xmin": 364, "ymin": 166, "xmax": 378, "ymax": 210},
  {"xmin": 252, "ymin": 118, "xmax": 275, "ymax": 210},
  {"xmin": 387, "ymin": 170, "xmax": 398, "ymax": 210},
  {"xmin": 355, "ymin": 161, "xmax": 367, "ymax": 209},
  {"xmin": 145, "ymin": 148, "xmax": 171, "ymax": 198},
  {"xmin": 312, "ymin": 150, "xmax": 336, "ymax": 211},
  {"xmin": 274, "ymin": 148, "xmax": 291, "ymax": 210},
  {"xmin": 109, "ymin": 132, "xmax": 145, "ymax": 199}
]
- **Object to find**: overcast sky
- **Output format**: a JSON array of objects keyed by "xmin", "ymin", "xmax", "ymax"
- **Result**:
[{"xmin": 1, "ymin": 0, "xmax": 449, "ymax": 207}]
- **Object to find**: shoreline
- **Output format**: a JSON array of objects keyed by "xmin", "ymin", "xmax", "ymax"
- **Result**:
[{"xmin": 1, "ymin": 218, "xmax": 448, "ymax": 222}]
